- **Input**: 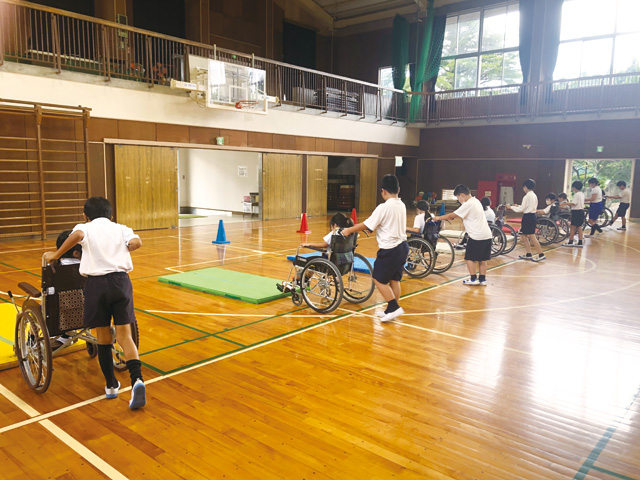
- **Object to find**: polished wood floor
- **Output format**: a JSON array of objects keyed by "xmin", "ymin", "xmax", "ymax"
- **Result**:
[{"xmin": 1, "ymin": 215, "xmax": 639, "ymax": 479}]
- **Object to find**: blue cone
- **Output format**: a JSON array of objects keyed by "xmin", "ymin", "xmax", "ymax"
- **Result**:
[
  {"xmin": 212, "ymin": 219, "xmax": 230, "ymax": 244},
  {"xmin": 439, "ymin": 202, "xmax": 446, "ymax": 216}
]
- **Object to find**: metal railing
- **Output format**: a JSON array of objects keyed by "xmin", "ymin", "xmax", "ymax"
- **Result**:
[
  {"xmin": 411, "ymin": 72, "xmax": 640, "ymax": 125},
  {"xmin": 0, "ymin": 0, "xmax": 407, "ymax": 124}
]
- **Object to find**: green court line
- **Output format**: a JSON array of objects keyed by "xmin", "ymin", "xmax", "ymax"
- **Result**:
[
  {"xmin": 574, "ymin": 385, "xmax": 640, "ymax": 480},
  {"xmin": 139, "ymin": 360, "xmax": 166, "ymax": 375},
  {"xmin": 589, "ymin": 465, "xmax": 639, "ymax": 480},
  {"xmin": 0, "ymin": 335, "xmax": 14, "ymax": 347},
  {"xmin": 211, "ymin": 334, "xmax": 246, "ymax": 347},
  {"xmin": 214, "ymin": 306, "xmax": 309, "ymax": 334},
  {"xmin": 0, "ymin": 260, "xmax": 41, "ymax": 278},
  {"xmin": 139, "ymin": 334, "xmax": 211, "ymax": 357},
  {"xmin": 134, "ymin": 308, "xmax": 211, "ymax": 335}
]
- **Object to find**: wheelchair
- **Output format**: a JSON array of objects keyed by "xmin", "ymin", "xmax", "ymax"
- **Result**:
[
  {"xmin": 277, "ymin": 232, "xmax": 374, "ymax": 314},
  {"xmin": 495, "ymin": 205, "xmax": 518, "ymax": 254},
  {"xmin": 458, "ymin": 223, "xmax": 508, "ymax": 258},
  {"xmin": 414, "ymin": 220, "xmax": 455, "ymax": 274},
  {"xmin": 8, "ymin": 255, "xmax": 139, "ymax": 394}
]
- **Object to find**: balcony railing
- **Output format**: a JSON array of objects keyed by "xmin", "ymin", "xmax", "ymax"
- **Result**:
[
  {"xmin": 0, "ymin": 0, "xmax": 406, "ymax": 124},
  {"xmin": 411, "ymin": 72, "xmax": 640, "ymax": 126}
]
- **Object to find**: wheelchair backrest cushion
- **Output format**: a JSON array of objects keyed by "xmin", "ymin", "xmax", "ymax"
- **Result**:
[{"xmin": 42, "ymin": 263, "xmax": 86, "ymax": 335}]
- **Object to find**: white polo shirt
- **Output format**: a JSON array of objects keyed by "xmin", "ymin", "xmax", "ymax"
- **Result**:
[
  {"xmin": 413, "ymin": 214, "xmax": 426, "ymax": 234},
  {"xmin": 484, "ymin": 208, "xmax": 496, "ymax": 223},
  {"xmin": 571, "ymin": 191, "xmax": 585, "ymax": 210},
  {"xmin": 72, "ymin": 218, "xmax": 139, "ymax": 276},
  {"xmin": 620, "ymin": 188, "xmax": 631, "ymax": 203},
  {"xmin": 454, "ymin": 197, "xmax": 492, "ymax": 240},
  {"xmin": 364, "ymin": 197, "xmax": 407, "ymax": 250},
  {"xmin": 510, "ymin": 190, "xmax": 538, "ymax": 214},
  {"xmin": 590, "ymin": 186, "xmax": 602, "ymax": 203}
]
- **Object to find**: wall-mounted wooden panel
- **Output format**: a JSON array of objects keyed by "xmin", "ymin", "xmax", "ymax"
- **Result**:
[
  {"xmin": 273, "ymin": 134, "xmax": 297, "ymax": 150},
  {"xmin": 306, "ymin": 155, "xmax": 328, "ymax": 217},
  {"xmin": 359, "ymin": 157, "xmax": 377, "ymax": 214},
  {"xmin": 316, "ymin": 138, "xmax": 335, "ymax": 152},
  {"xmin": 219, "ymin": 129, "xmax": 248, "ymax": 147},
  {"xmin": 335, "ymin": 140, "xmax": 352, "ymax": 154},
  {"xmin": 117, "ymin": 120, "xmax": 156, "ymax": 141},
  {"xmin": 157, "ymin": 123, "xmax": 190, "ymax": 143},
  {"xmin": 89, "ymin": 118, "xmax": 119, "ymax": 142},
  {"xmin": 296, "ymin": 136, "xmax": 316, "ymax": 152},
  {"xmin": 262, "ymin": 153, "xmax": 302, "ymax": 220},
  {"xmin": 248, "ymin": 132, "xmax": 273, "ymax": 149},
  {"xmin": 114, "ymin": 145, "xmax": 178, "ymax": 230},
  {"xmin": 189, "ymin": 126, "xmax": 221, "ymax": 145}
]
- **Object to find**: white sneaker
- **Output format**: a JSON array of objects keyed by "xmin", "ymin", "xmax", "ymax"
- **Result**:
[
  {"xmin": 617, "ymin": 227, "xmax": 626, "ymax": 231},
  {"xmin": 463, "ymin": 278, "xmax": 480, "ymax": 285},
  {"xmin": 105, "ymin": 380, "xmax": 120, "ymax": 399},
  {"xmin": 478, "ymin": 279, "xmax": 488, "ymax": 286},
  {"xmin": 380, "ymin": 307, "xmax": 404, "ymax": 323},
  {"xmin": 374, "ymin": 308, "xmax": 386, "ymax": 318},
  {"xmin": 129, "ymin": 379, "xmax": 146, "ymax": 410},
  {"xmin": 519, "ymin": 255, "xmax": 533, "ymax": 261}
]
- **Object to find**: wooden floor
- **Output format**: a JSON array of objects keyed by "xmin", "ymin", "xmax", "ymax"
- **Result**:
[{"xmin": 1, "ymin": 215, "xmax": 639, "ymax": 479}]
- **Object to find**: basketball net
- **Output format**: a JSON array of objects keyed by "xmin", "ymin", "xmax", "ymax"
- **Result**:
[{"xmin": 236, "ymin": 100, "xmax": 259, "ymax": 122}]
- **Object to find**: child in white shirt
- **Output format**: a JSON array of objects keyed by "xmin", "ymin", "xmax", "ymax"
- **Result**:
[
  {"xmin": 560, "ymin": 181, "xmax": 585, "ymax": 248},
  {"xmin": 406, "ymin": 200, "xmax": 432, "ymax": 236},
  {"xmin": 608, "ymin": 180, "xmax": 631, "ymax": 231},
  {"xmin": 507, "ymin": 179, "xmax": 545, "ymax": 262},
  {"xmin": 480, "ymin": 197, "xmax": 496, "ymax": 223}
]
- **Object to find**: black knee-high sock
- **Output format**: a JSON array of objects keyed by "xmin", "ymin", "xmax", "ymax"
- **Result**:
[
  {"xmin": 590, "ymin": 225, "xmax": 597, "ymax": 235},
  {"xmin": 126, "ymin": 359, "xmax": 143, "ymax": 386},
  {"xmin": 385, "ymin": 299, "xmax": 399, "ymax": 314},
  {"xmin": 97, "ymin": 344, "xmax": 118, "ymax": 388}
]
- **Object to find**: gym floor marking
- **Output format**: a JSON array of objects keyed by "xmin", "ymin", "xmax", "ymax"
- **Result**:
[{"xmin": 1, "ymin": 240, "xmax": 638, "ymax": 479}]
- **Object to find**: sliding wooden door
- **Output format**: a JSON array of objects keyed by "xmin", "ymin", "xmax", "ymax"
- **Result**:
[
  {"xmin": 359, "ymin": 157, "xmax": 378, "ymax": 214},
  {"xmin": 262, "ymin": 153, "xmax": 302, "ymax": 220},
  {"xmin": 306, "ymin": 155, "xmax": 328, "ymax": 217}
]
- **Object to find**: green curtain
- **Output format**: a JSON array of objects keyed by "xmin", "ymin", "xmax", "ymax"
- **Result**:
[
  {"xmin": 409, "ymin": 0, "xmax": 445, "ymax": 122},
  {"xmin": 391, "ymin": 15, "xmax": 410, "ymax": 90}
]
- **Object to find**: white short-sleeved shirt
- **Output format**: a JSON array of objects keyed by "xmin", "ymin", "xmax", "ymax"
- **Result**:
[
  {"xmin": 510, "ymin": 190, "xmax": 538, "ymax": 214},
  {"xmin": 363, "ymin": 198, "xmax": 407, "ymax": 250},
  {"xmin": 454, "ymin": 197, "xmax": 492, "ymax": 240},
  {"xmin": 619, "ymin": 188, "xmax": 631, "ymax": 203},
  {"xmin": 484, "ymin": 208, "xmax": 496, "ymax": 223},
  {"xmin": 590, "ymin": 186, "xmax": 602, "ymax": 203},
  {"xmin": 413, "ymin": 214, "xmax": 426, "ymax": 234},
  {"xmin": 72, "ymin": 217, "xmax": 139, "ymax": 276},
  {"xmin": 322, "ymin": 230, "xmax": 336, "ymax": 245},
  {"xmin": 571, "ymin": 191, "xmax": 585, "ymax": 210}
]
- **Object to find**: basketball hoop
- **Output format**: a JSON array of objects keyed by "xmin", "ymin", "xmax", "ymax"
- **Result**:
[{"xmin": 236, "ymin": 100, "xmax": 260, "ymax": 122}]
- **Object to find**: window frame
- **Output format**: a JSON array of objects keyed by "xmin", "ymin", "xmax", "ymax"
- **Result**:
[
  {"xmin": 438, "ymin": 1, "xmax": 522, "ymax": 91},
  {"xmin": 556, "ymin": 0, "xmax": 640, "ymax": 80}
]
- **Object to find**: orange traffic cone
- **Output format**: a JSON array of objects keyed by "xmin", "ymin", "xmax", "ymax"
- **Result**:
[
  {"xmin": 350, "ymin": 208, "xmax": 357, "ymax": 224},
  {"xmin": 297, "ymin": 213, "xmax": 312, "ymax": 234}
]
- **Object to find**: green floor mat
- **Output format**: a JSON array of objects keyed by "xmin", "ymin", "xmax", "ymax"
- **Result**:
[
  {"xmin": 158, "ymin": 268, "xmax": 287, "ymax": 304},
  {"xmin": 179, "ymin": 214, "xmax": 206, "ymax": 219}
]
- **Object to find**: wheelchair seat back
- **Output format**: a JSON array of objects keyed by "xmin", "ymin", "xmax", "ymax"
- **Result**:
[
  {"xmin": 329, "ymin": 233, "xmax": 356, "ymax": 275},
  {"xmin": 42, "ymin": 263, "xmax": 86, "ymax": 336},
  {"xmin": 423, "ymin": 221, "xmax": 441, "ymax": 248}
]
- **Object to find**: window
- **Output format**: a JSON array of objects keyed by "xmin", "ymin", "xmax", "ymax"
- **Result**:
[
  {"xmin": 378, "ymin": 64, "xmax": 412, "ymax": 92},
  {"xmin": 555, "ymin": 0, "xmax": 640, "ymax": 80},
  {"xmin": 437, "ymin": 3, "xmax": 522, "ymax": 91}
]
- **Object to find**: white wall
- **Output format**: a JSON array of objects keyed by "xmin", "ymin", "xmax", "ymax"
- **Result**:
[
  {"xmin": 0, "ymin": 65, "xmax": 419, "ymax": 147},
  {"xmin": 178, "ymin": 148, "xmax": 260, "ymax": 213}
]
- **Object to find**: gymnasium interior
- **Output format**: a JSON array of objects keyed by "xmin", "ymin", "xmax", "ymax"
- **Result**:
[{"xmin": 1, "ymin": 0, "xmax": 639, "ymax": 478}]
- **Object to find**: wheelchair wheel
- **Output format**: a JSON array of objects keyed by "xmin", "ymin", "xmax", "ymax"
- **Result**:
[
  {"xmin": 535, "ymin": 217, "xmax": 558, "ymax": 245},
  {"xmin": 432, "ymin": 236, "xmax": 455, "ymax": 274},
  {"xmin": 500, "ymin": 223, "xmax": 518, "ymax": 254},
  {"xmin": 343, "ymin": 253, "xmax": 374, "ymax": 304},
  {"xmin": 404, "ymin": 238, "xmax": 435, "ymax": 278},
  {"xmin": 490, "ymin": 225, "xmax": 506, "ymax": 257},
  {"xmin": 86, "ymin": 341, "xmax": 98, "ymax": 358},
  {"xmin": 112, "ymin": 320, "xmax": 140, "ymax": 372},
  {"xmin": 555, "ymin": 218, "xmax": 570, "ymax": 243},
  {"xmin": 15, "ymin": 300, "xmax": 52, "ymax": 394},
  {"xmin": 603, "ymin": 207, "xmax": 613, "ymax": 226},
  {"xmin": 300, "ymin": 258, "xmax": 343, "ymax": 314}
]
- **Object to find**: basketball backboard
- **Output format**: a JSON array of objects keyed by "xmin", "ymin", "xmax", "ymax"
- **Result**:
[{"xmin": 207, "ymin": 59, "xmax": 267, "ymax": 113}]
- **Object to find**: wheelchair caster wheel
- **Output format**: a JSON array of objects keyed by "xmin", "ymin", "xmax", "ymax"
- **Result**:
[{"xmin": 291, "ymin": 291, "xmax": 303, "ymax": 306}]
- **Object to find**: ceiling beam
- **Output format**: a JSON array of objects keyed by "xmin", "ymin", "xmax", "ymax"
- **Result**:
[{"xmin": 293, "ymin": 0, "xmax": 335, "ymax": 31}]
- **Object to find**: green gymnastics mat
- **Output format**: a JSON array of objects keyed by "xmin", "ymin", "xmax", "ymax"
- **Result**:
[{"xmin": 158, "ymin": 268, "xmax": 288, "ymax": 304}]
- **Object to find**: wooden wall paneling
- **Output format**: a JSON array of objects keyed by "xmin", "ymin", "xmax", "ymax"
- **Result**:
[
  {"xmin": 89, "ymin": 118, "xmax": 118, "ymax": 142},
  {"xmin": 114, "ymin": 145, "xmax": 178, "ymax": 230},
  {"xmin": 316, "ymin": 138, "xmax": 335, "ymax": 153},
  {"xmin": 219, "ymin": 129, "xmax": 248, "ymax": 147},
  {"xmin": 296, "ymin": 136, "xmax": 316, "ymax": 152},
  {"xmin": 272, "ymin": 134, "xmax": 297, "ymax": 150},
  {"xmin": 262, "ymin": 153, "xmax": 302, "ymax": 221},
  {"xmin": 189, "ymin": 126, "xmax": 221, "ymax": 145},
  {"xmin": 377, "ymin": 158, "xmax": 395, "ymax": 205},
  {"xmin": 335, "ymin": 140, "xmax": 352, "ymax": 154},
  {"xmin": 248, "ymin": 132, "xmax": 273, "ymax": 149},
  {"xmin": 117, "ymin": 120, "xmax": 156, "ymax": 141},
  {"xmin": 359, "ymin": 157, "xmax": 377, "ymax": 214},
  {"xmin": 88, "ymin": 143, "xmax": 107, "ymax": 198},
  {"xmin": 156, "ymin": 124, "xmax": 190, "ymax": 144},
  {"xmin": 306, "ymin": 155, "xmax": 328, "ymax": 217}
]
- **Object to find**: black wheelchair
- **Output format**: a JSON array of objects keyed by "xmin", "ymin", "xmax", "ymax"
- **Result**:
[
  {"xmin": 278, "ymin": 232, "xmax": 374, "ymax": 314},
  {"xmin": 405, "ymin": 220, "xmax": 455, "ymax": 276},
  {"xmin": 8, "ymin": 255, "xmax": 139, "ymax": 394}
]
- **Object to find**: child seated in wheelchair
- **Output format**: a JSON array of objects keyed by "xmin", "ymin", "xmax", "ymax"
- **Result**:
[
  {"xmin": 279, "ymin": 213, "xmax": 354, "ymax": 293},
  {"xmin": 406, "ymin": 200, "xmax": 432, "ymax": 237},
  {"xmin": 536, "ymin": 193, "xmax": 560, "ymax": 219},
  {"xmin": 52, "ymin": 230, "xmax": 83, "ymax": 350}
]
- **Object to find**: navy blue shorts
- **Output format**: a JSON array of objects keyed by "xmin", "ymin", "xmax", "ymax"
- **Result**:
[
  {"xmin": 373, "ymin": 241, "xmax": 409, "ymax": 284},
  {"xmin": 571, "ymin": 209, "xmax": 585, "ymax": 227},
  {"xmin": 464, "ymin": 238, "xmax": 492, "ymax": 262},
  {"xmin": 521, "ymin": 213, "xmax": 537, "ymax": 235},
  {"xmin": 617, "ymin": 202, "xmax": 629, "ymax": 217},
  {"xmin": 83, "ymin": 272, "xmax": 136, "ymax": 328},
  {"xmin": 589, "ymin": 202, "xmax": 603, "ymax": 220}
]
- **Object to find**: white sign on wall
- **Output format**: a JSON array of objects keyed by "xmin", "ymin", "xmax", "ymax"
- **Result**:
[{"xmin": 238, "ymin": 166, "xmax": 248, "ymax": 177}]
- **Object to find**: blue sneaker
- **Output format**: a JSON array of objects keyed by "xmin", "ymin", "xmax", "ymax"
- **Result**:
[
  {"xmin": 129, "ymin": 379, "xmax": 146, "ymax": 410},
  {"xmin": 105, "ymin": 380, "xmax": 120, "ymax": 399}
]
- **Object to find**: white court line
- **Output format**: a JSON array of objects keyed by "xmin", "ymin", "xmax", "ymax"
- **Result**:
[
  {"xmin": 0, "ymin": 384, "xmax": 127, "ymax": 479},
  {"xmin": 145, "ymin": 309, "xmax": 334, "ymax": 319},
  {"xmin": 164, "ymin": 248, "xmax": 292, "ymax": 271},
  {"xmin": 40, "ymin": 420, "xmax": 129, "ymax": 480}
]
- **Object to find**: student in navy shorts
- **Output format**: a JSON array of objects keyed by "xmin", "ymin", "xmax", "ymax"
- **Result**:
[
  {"xmin": 433, "ymin": 184, "xmax": 493, "ymax": 285},
  {"xmin": 585, "ymin": 177, "xmax": 604, "ymax": 237},
  {"xmin": 561, "ymin": 181, "xmax": 586, "ymax": 248},
  {"xmin": 608, "ymin": 180, "xmax": 631, "ymax": 231},
  {"xmin": 44, "ymin": 197, "xmax": 146, "ymax": 410},
  {"xmin": 507, "ymin": 179, "xmax": 546, "ymax": 262},
  {"xmin": 341, "ymin": 175, "xmax": 409, "ymax": 323}
]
